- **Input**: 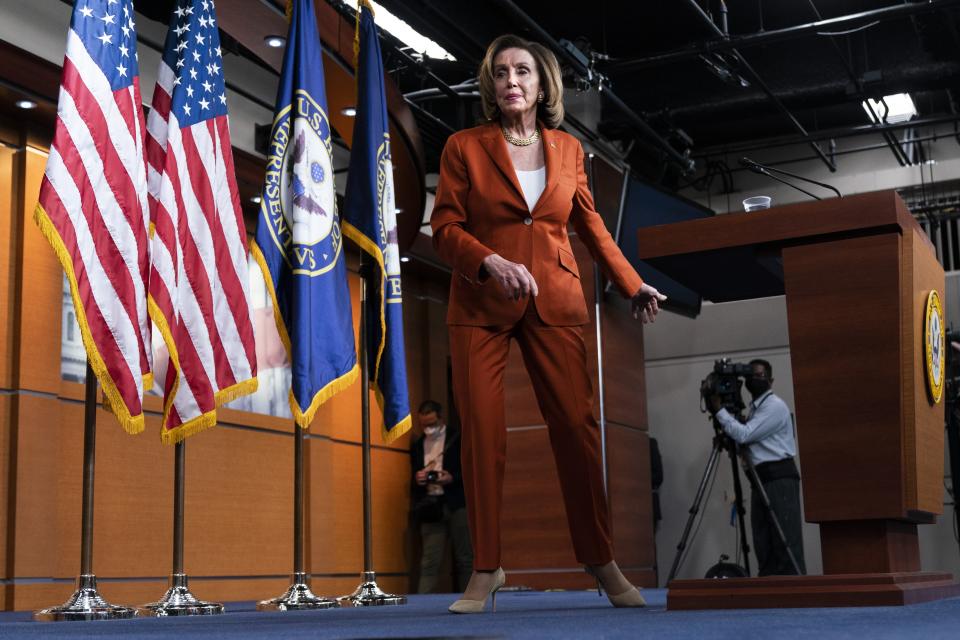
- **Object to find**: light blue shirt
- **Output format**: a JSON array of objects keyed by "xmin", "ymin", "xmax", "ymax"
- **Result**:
[{"xmin": 715, "ymin": 390, "xmax": 796, "ymax": 466}]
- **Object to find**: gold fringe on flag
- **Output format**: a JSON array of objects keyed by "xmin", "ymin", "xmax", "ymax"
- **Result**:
[
  {"xmin": 34, "ymin": 203, "xmax": 146, "ymax": 436},
  {"xmin": 249, "ymin": 241, "xmax": 359, "ymax": 430}
]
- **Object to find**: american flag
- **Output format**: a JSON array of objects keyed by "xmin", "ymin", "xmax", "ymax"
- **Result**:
[
  {"xmin": 34, "ymin": 0, "xmax": 152, "ymax": 435},
  {"xmin": 146, "ymin": 0, "xmax": 258, "ymax": 443}
]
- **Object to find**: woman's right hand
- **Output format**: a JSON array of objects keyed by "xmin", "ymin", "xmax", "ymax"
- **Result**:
[{"xmin": 482, "ymin": 254, "xmax": 539, "ymax": 300}]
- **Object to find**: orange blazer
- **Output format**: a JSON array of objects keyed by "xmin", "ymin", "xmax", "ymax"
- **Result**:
[{"xmin": 430, "ymin": 122, "xmax": 643, "ymax": 327}]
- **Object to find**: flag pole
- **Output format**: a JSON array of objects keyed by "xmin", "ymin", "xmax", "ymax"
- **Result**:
[
  {"xmin": 586, "ymin": 154, "xmax": 610, "ymax": 497},
  {"xmin": 338, "ymin": 256, "xmax": 406, "ymax": 607},
  {"xmin": 34, "ymin": 362, "xmax": 137, "ymax": 622},
  {"xmin": 138, "ymin": 440, "xmax": 224, "ymax": 616},
  {"xmin": 258, "ymin": 422, "xmax": 337, "ymax": 610}
]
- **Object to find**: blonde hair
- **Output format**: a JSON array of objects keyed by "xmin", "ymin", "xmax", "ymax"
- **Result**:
[{"xmin": 478, "ymin": 34, "xmax": 564, "ymax": 129}]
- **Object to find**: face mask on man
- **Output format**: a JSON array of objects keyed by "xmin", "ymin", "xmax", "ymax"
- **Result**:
[
  {"xmin": 424, "ymin": 424, "xmax": 443, "ymax": 437},
  {"xmin": 745, "ymin": 378, "xmax": 770, "ymax": 396}
]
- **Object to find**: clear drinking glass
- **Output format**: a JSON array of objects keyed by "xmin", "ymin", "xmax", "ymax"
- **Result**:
[{"xmin": 742, "ymin": 196, "xmax": 772, "ymax": 212}]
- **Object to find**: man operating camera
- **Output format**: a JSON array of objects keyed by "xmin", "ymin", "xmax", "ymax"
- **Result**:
[{"xmin": 707, "ymin": 359, "xmax": 806, "ymax": 576}]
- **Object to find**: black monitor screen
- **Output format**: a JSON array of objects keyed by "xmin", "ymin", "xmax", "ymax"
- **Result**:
[{"xmin": 616, "ymin": 179, "xmax": 713, "ymax": 318}]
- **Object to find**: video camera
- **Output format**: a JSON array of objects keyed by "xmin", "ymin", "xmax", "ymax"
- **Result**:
[{"xmin": 700, "ymin": 358, "xmax": 751, "ymax": 415}]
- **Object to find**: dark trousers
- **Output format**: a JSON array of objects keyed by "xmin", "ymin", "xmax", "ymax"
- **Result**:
[
  {"xmin": 751, "ymin": 475, "xmax": 806, "ymax": 576},
  {"xmin": 418, "ymin": 505, "xmax": 473, "ymax": 593}
]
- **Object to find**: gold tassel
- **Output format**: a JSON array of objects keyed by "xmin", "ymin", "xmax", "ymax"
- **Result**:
[
  {"xmin": 161, "ymin": 410, "xmax": 219, "ymax": 445},
  {"xmin": 34, "ymin": 204, "xmax": 145, "ymax": 435},
  {"xmin": 290, "ymin": 363, "xmax": 360, "ymax": 429},
  {"xmin": 353, "ymin": 0, "xmax": 362, "ymax": 69},
  {"xmin": 354, "ymin": 1, "xmax": 376, "ymax": 84}
]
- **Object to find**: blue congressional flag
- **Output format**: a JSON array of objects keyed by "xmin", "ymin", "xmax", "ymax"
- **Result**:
[
  {"xmin": 251, "ymin": 0, "xmax": 358, "ymax": 428},
  {"xmin": 342, "ymin": 1, "xmax": 411, "ymax": 443}
]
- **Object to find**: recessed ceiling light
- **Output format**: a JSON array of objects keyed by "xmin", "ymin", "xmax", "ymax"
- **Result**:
[
  {"xmin": 264, "ymin": 35, "xmax": 286, "ymax": 48},
  {"xmin": 15, "ymin": 99, "xmax": 37, "ymax": 110},
  {"xmin": 250, "ymin": 195, "xmax": 262, "ymax": 204},
  {"xmin": 341, "ymin": 106, "xmax": 357, "ymax": 117},
  {"xmin": 343, "ymin": 0, "xmax": 455, "ymax": 61},
  {"xmin": 400, "ymin": 256, "xmax": 410, "ymax": 263}
]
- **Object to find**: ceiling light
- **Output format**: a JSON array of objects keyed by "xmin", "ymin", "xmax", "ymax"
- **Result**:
[
  {"xmin": 862, "ymin": 93, "xmax": 916, "ymax": 125},
  {"xmin": 264, "ymin": 35, "xmax": 286, "ymax": 48},
  {"xmin": 15, "ymin": 99, "xmax": 37, "ymax": 110},
  {"xmin": 400, "ymin": 256, "xmax": 410, "ymax": 263},
  {"xmin": 250, "ymin": 195, "xmax": 262, "ymax": 204},
  {"xmin": 343, "ymin": 0, "xmax": 455, "ymax": 61},
  {"xmin": 341, "ymin": 106, "xmax": 357, "ymax": 117}
]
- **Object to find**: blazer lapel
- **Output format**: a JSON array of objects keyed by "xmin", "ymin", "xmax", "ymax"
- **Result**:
[
  {"xmin": 478, "ymin": 124, "xmax": 526, "ymax": 208},
  {"xmin": 532, "ymin": 126, "xmax": 561, "ymax": 216}
]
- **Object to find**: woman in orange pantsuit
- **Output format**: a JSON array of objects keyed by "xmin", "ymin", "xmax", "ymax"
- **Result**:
[{"xmin": 431, "ymin": 34, "xmax": 666, "ymax": 614}]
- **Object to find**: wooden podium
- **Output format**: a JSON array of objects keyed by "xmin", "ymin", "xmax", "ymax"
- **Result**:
[{"xmin": 637, "ymin": 190, "xmax": 960, "ymax": 608}]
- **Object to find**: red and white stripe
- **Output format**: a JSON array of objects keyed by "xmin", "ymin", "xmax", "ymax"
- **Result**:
[
  {"xmin": 146, "ymin": 60, "xmax": 258, "ymax": 440},
  {"xmin": 36, "ymin": 27, "xmax": 152, "ymax": 434}
]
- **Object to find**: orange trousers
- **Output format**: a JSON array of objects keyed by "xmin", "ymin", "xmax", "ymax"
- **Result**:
[{"xmin": 448, "ymin": 303, "xmax": 613, "ymax": 571}]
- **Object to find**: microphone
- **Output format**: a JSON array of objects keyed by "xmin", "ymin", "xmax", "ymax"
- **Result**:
[{"xmin": 739, "ymin": 157, "xmax": 842, "ymax": 201}]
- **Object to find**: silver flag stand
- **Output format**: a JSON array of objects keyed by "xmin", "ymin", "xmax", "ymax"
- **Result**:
[
  {"xmin": 338, "ymin": 259, "xmax": 406, "ymax": 607},
  {"xmin": 34, "ymin": 362, "xmax": 137, "ymax": 621},
  {"xmin": 258, "ymin": 422, "xmax": 337, "ymax": 610},
  {"xmin": 138, "ymin": 440, "xmax": 224, "ymax": 616}
]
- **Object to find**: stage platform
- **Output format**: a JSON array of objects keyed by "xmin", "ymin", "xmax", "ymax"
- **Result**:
[{"xmin": 1, "ymin": 588, "xmax": 960, "ymax": 639}]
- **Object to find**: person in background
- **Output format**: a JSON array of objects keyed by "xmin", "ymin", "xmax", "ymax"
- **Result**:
[
  {"xmin": 410, "ymin": 400, "xmax": 473, "ymax": 593},
  {"xmin": 709, "ymin": 359, "xmax": 806, "ymax": 576}
]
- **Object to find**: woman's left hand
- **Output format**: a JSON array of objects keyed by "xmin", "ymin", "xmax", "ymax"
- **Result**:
[{"xmin": 631, "ymin": 283, "xmax": 667, "ymax": 323}]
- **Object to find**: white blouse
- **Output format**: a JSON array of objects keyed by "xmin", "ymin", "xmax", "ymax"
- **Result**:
[{"xmin": 515, "ymin": 166, "xmax": 546, "ymax": 212}]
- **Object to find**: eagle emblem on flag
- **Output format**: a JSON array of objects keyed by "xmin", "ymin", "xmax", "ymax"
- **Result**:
[{"xmin": 263, "ymin": 91, "xmax": 340, "ymax": 274}]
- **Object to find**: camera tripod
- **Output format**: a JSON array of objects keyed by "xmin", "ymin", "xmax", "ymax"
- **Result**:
[{"xmin": 666, "ymin": 416, "xmax": 802, "ymax": 583}]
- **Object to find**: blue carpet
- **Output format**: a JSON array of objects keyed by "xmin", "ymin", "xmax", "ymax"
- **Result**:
[{"xmin": 1, "ymin": 589, "xmax": 959, "ymax": 639}]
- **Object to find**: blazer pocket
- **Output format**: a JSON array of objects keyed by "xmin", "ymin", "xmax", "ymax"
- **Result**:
[{"xmin": 558, "ymin": 246, "xmax": 580, "ymax": 279}]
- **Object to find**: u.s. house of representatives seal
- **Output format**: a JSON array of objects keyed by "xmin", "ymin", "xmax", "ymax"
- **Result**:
[
  {"xmin": 262, "ymin": 90, "xmax": 342, "ymax": 276},
  {"xmin": 924, "ymin": 289, "xmax": 946, "ymax": 404}
]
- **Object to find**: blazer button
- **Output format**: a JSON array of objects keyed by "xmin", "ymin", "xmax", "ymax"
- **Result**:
[{"xmin": 523, "ymin": 216, "xmax": 533, "ymax": 225}]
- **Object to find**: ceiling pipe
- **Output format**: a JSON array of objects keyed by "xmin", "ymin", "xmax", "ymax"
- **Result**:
[
  {"xmin": 404, "ymin": 80, "xmax": 479, "ymax": 101},
  {"xmin": 802, "ymin": 0, "xmax": 911, "ymax": 167},
  {"xmin": 684, "ymin": 0, "xmax": 837, "ymax": 172},
  {"xmin": 693, "ymin": 112, "xmax": 960, "ymax": 156},
  {"xmin": 665, "ymin": 61, "xmax": 960, "ymax": 119},
  {"xmin": 612, "ymin": 0, "xmax": 960, "ymax": 73},
  {"xmin": 408, "ymin": 100, "xmax": 458, "ymax": 136},
  {"xmin": 715, "ymin": 133, "xmax": 944, "ymax": 172},
  {"xmin": 323, "ymin": 0, "xmax": 464, "ymax": 104},
  {"xmin": 489, "ymin": 0, "xmax": 696, "ymax": 174}
]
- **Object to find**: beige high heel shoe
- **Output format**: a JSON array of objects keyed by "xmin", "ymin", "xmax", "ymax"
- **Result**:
[
  {"xmin": 448, "ymin": 568, "xmax": 506, "ymax": 614},
  {"xmin": 584, "ymin": 565, "xmax": 646, "ymax": 608}
]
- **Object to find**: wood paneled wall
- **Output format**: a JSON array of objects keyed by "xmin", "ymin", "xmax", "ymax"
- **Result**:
[{"xmin": 0, "ymin": 125, "xmax": 415, "ymax": 611}]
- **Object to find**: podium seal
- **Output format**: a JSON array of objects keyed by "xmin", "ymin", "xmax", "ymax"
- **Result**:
[{"xmin": 924, "ymin": 289, "xmax": 945, "ymax": 404}]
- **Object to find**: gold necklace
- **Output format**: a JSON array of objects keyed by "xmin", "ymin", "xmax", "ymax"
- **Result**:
[{"xmin": 502, "ymin": 126, "xmax": 540, "ymax": 147}]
